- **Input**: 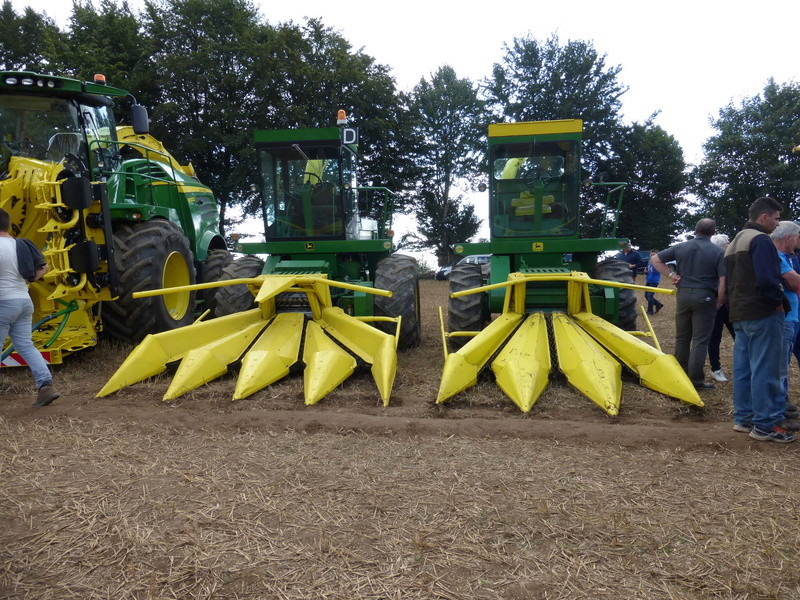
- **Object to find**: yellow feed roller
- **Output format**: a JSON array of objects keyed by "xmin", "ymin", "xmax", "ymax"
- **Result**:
[
  {"xmin": 437, "ymin": 271, "xmax": 702, "ymax": 415},
  {"xmin": 98, "ymin": 275, "xmax": 400, "ymax": 405}
]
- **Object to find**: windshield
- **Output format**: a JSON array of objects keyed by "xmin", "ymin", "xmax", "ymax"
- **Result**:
[
  {"xmin": 0, "ymin": 93, "xmax": 118, "ymax": 173},
  {"xmin": 490, "ymin": 140, "xmax": 579, "ymax": 237},
  {"xmin": 260, "ymin": 144, "xmax": 345, "ymax": 239}
]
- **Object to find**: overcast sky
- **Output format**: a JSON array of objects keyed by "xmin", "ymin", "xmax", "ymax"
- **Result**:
[
  {"xmin": 12, "ymin": 0, "xmax": 800, "ymax": 162},
  {"xmin": 9, "ymin": 0, "xmax": 800, "ymax": 254},
  {"xmin": 12, "ymin": 0, "xmax": 799, "ymax": 163}
]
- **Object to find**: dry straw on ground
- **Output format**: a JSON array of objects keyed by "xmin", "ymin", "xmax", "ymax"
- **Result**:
[{"xmin": 1, "ymin": 278, "xmax": 799, "ymax": 599}]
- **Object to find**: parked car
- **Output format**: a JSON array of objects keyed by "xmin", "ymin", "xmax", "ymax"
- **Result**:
[
  {"xmin": 435, "ymin": 254, "xmax": 491, "ymax": 280},
  {"xmin": 434, "ymin": 264, "xmax": 453, "ymax": 280},
  {"xmin": 456, "ymin": 254, "xmax": 492, "ymax": 277}
]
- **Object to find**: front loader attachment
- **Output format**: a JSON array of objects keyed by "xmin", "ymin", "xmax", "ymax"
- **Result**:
[
  {"xmin": 438, "ymin": 271, "xmax": 702, "ymax": 414},
  {"xmin": 99, "ymin": 275, "xmax": 400, "ymax": 405}
]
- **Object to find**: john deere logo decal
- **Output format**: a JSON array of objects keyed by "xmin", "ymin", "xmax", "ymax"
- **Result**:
[
  {"xmin": 533, "ymin": 242, "xmax": 544, "ymax": 251},
  {"xmin": 305, "ymin": 242, "xmax": 315, "ymax": 251}
]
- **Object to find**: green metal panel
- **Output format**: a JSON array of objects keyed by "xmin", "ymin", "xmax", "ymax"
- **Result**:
[
  {"xmin": 456, "ymin": 238, "xmax": 628, "ymax": 256},
  {"xmin": 488, "ymin": 255, "xmax": 510, "ymax": 312},
  {"xmin": 254, "ymin": 127, "xmax": 340, "ymax": 144},
  {"xmin": 238, "ymin": 239, "xmax": 393, "ymax": 255},
  {"xmin": 0, "ymin": 71, "xmax": 129, "ymax": 98},
  {"xmin": 270, "ymin": 259, "xmax": 331, "ymax": 274}
]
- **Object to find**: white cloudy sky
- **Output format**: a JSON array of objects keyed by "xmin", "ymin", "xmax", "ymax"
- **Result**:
[{"xmin": 9, "ymin": 0, "xmax": 800, "ymax": 255}]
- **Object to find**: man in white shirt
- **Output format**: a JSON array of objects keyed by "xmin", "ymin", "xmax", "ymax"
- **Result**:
[{"xmin": 0, "ymin": 208, "xmax": 59, "ymax": 407}]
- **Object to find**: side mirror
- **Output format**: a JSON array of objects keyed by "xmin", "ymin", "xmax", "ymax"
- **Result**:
[{"xmin": 131, "ymin": 104, "xmax": 149, "ymax": 135}]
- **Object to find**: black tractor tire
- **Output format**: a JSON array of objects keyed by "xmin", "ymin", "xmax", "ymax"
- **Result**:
[
  {"xmin": 374, "ymin": 254, "xmax": 421, "ymax": 350},
  {"xmin": 594, "ymin": 258, "xmax": 638, "ymax": 331},
  {"xmin": 447, "ymin": 262, "xmax": 490, "ymax": 349},
  {"xmin": 103, "ymin": 220, "xmax": 197, "ymax": 342},
  {"xmin": 198, "ymin": 249, "xmax": 233, "ymax": 315},
  {"xmin": 213, "ymin": 255, "xmax": 265, "ymax": 317}
]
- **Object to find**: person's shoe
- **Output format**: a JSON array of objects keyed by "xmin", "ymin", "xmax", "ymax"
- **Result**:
[
  {"xmin": 711, "ymin": 369, "xmax": 728, "ymax": 383},
  {"xmin": 655, "ymin": 304, "xmax": 664, "ymax": 314},
  {"xmin": 694, "ymin": 382, "xmax": 715, "ymax": 390},
  {"xmin": 777, "ymin": 419, "xmax": 800, "ymax": 432},
  {"xmin": 786, "ymin": 408, "xmax": 800, "ymax": 419},
  {"xmin": 646, "ymin": 310, "xmax": 654, "ymax": 315},
  {"xmin": 787, "ymin": 403, "xmax": 798, "ymax": 412},
  {"xmin": 733, "ymin": 422, "xmax": 752, "ymax": 433},
  {"xmin": 32, "ymin": 384, "xmax": 59, "ymax": 408},
  {"xmin": 749, "ymin": 426, "xmax": 795, "ymax": 443}
]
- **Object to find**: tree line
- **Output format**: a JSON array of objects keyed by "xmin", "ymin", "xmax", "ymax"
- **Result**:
[{"xmin": 2, "ymin": 0, "xmax": 799, "ymax": 264}]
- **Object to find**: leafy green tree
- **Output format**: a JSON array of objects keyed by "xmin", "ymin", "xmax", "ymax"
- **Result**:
[
  {"xmin": 486, "ymin": 34, "xmax": 627, "ymax": 173},
  {"xmin": 135, "ymin": 5, "xmax": 413, "ymax": 228},
  {"xmin": 252, "ymin": 19, "xmax": 414, "ymax": 209},
  {"xmin": 399, "ymin": 193, "xmax": 481, "ymax": 265},
  {"xmin": 405, "ymin": 66, "xmax": 484, "ymax": 264},
  {"xmin": 693, "ymin": 79, "xmax": 800, "ymax": 235},
  {"xmin": 486, "ymin": 34, "xmax": 693, "ymax": 244},
  {"xmin": 609, "ymin": 118, "xmax": 688, "ymax": 249},
  {"xmin": 0, "ymin": 1, "xmax": 65, "ymax": 71},
  {"xmin": 60, "ymin": 1, "xmax": 147, "ymax": 92},
  {"xmin": 139, "ymin": 0, "xmax": 274, "ymax": 229}
]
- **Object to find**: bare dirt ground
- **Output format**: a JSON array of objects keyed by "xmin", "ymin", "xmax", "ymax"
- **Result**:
[{"xmin": 2, "ymin": 279, "xmax": 799, "ymax": 599}]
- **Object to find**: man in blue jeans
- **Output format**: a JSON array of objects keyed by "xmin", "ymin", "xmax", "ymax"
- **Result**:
[
  {"xmin": 0, "ymin": 208, "xmax": 60, "ymax": 407},
  {"xmin": 651, "ymin": 218, "xmax": 726, "ymax": 390},
  {"xmin": 725, "ymin": 197, "xmax": 792, "ymax": 442}
]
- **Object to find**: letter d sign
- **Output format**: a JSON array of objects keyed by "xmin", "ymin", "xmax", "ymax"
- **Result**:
[{"xmin": 342, "ymin": 127, "xmax": 358, "ymax": 145}]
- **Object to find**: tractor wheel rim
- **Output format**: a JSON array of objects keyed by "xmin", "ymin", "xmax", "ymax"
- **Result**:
[{"xmin": 162, "ymin": 251, "xmax": 191, "ymax": 319}]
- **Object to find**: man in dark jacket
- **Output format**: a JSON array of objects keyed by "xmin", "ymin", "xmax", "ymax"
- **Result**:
[
  {"xmin": 614, "ymin": 243, "xmax": 646, "ymax": 280},
  {"xmin": 725, "ymin": 197, "xmax": 792, "ymax": 442}
]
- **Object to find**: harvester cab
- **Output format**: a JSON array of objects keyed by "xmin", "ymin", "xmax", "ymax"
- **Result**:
[
  {"xmin": 0, "ymin": 71, "xmax": 228, "ymax": 367},
  {"xmin": 252, "ymin": 116, "xmax": 392, "ymax": 285},
  {"xmin": 439, "ymin": 119, "xmax": 702, "ymax": 414},
  {"xmin": 101, "ymin": 112, "xmax": 421, "ymax": 407}
]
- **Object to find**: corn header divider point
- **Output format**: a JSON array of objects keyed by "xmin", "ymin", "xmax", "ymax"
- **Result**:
[
  {"xmin": 98, "ymin": 274, "xmax": 401, "ymax": 406},
  {"xmin": 437, "ymin": 270, "xmax": 701, "ymax": 415}
]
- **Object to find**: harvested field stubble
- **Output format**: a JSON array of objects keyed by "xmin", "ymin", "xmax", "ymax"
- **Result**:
[{"xmin": 1, "ymin": 278, "xmax": 799, "ymax": 599}]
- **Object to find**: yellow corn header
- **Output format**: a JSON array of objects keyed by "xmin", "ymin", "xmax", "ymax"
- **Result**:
[
  {"xmin": 98, "ymin": 274, "xmax": 401, "ymax": 405},
  {"xmin": 437, "ymin": 271, "xmax": 702, "ymax": 415}
]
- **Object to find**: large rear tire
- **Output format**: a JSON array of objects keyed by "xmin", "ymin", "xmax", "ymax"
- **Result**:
[
  {"xmin": 447, "ymin": 262, "xmax": 489, "ymax": 349},
  {"xmin": 213, "ymin": 255, "xmax": 265, "ymax": 317},
  {"xmin": 103, "ymin": 220, "xmax": 196, "ymax": 342},
  {"xmin": 594, "ymin": 258, "xmax": 638, "ymax": 331},
  {"xmin": 374, "ymin": 254, "xmax": 421, "ymax": 350},
  {"xmin": 198, "ymin": 249, "xmax": 233, "ymax": 315}
]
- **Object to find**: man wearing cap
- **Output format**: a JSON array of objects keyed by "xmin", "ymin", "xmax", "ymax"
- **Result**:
[{"xmin": 650, "ymin": 218, "xmax": 726, "ymax": 390}]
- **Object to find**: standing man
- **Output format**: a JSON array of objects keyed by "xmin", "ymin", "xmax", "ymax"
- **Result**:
[
  {"xmin": 726, "ymin": 197, "xmax": 792, "ymax": 443},
  {"xmin": 650, "ymin": 218, "xmax": 725, "ymax": 390},
  {"xmin": 615, "ymin": 243, "xmax": 646, "ymax": 281},
  {"xmin": 0, "ymin": 208, "xmax": 60, "ymax": 407}
]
